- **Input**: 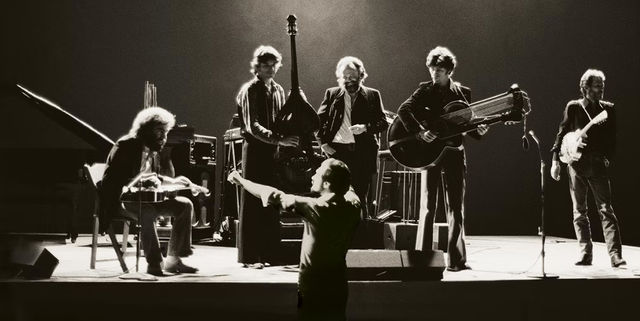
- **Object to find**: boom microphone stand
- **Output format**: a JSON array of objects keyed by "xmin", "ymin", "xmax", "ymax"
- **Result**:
[{"xmin": 527, "ymin": 130, "xmax": 558, "ymax": 279}]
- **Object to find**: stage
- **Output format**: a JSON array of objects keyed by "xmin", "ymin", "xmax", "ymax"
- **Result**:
[{"xmin": 2, "ymin": 235, "xmax": 639, "ymax": 321}]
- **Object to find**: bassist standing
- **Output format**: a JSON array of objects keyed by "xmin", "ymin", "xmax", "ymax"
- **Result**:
[{"xmin": 396, "ymin": 46, "xmax": 488, "ymax": 272}]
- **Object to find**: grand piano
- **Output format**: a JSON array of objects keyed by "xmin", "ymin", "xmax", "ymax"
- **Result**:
[
  {"xmin": 0, "ymin": 84, "xmax": 218, "ymax": 242},
  {"xmin": 0, "ymin": 84, "xmax": 114, "ymax": 241}
]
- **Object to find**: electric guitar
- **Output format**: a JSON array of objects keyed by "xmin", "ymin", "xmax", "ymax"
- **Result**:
[{"xmin": 559, "ymin": 110, "xmax": 608, "ymax": 164}]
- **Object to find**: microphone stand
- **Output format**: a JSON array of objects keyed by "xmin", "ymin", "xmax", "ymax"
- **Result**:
[
  {"xmin": 120, "ymin": 178, "xmax": 158, "ymax": 281},
  {"xmin": 527, "ymin": 130, "xmax": 558, "ymax": 279}
]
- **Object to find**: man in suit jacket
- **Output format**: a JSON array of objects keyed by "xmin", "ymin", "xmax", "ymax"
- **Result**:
[
  {"xmin": 101, "ymin": 106, "xmax": 198, "ymax": 276},
  {"xmin": 317, "ymin": 56, "xmax": 388, "ymax": 219}
]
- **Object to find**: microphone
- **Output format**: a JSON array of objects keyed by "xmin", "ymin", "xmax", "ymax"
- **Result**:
[{"xmin": 528, "ymin": 130, "xmax": 540, "ymax": 145}]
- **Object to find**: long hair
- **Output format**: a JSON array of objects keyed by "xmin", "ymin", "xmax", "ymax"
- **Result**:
[
  {"xmin": 335, "ymin": 56, "xmax": 368, "ymax": 84},
  {"xmin": 426, "ymin": 46, "xmax": 457, "ymax": 74},
  {"xmin": 579, "ymin": 69, "xmax": 605, "ymax": 97},
  {"xmin": 250, "ymin": 45, "xmax": 283, "ymax": 75},
  {"xmin": 128, "ymin": 106, "xmax": 176, "ymax": 138}
]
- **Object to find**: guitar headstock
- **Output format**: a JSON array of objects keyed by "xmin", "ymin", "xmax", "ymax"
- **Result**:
[
  {"xmin": 287, "ymin": 14, "xmax": 298, "ymax": 36},
  {"xmin": 593, "ymin": 110, "xmax": 608, "ymax": 124}
]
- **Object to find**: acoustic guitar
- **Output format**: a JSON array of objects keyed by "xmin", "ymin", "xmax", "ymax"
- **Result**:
[
  {"xmin": 388, "ymin": 85, "xmax": 530, "ymax": 169},
  {"xmin": 559, "ymin": 109, "xmax": 608, "ymax": 164}
]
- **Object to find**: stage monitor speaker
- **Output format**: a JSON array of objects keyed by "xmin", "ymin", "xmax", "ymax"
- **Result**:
[
  {"xmin": 383, "ymin": 222, "xmax": 418, "ymax": 250},
  {"xmin": 9, "ymin": 240, "xmax": 59, "ymax": 279},
  {"xmin": 350, "ymin": 219, "xmax": 385, "ymax": 249},
  {"xmin": 346, "ymin": 249, "xmax": 444, "ymax": 281},
  {"xmin": 432, "ymin": 222, "xmax": 448, "ymax": 252}
]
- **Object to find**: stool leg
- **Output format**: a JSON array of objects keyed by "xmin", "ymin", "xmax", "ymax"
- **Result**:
[
  {"xmin": 121, "ymin": 221, "xmax": 130, "ymax": 254},
  {"xmin": 90, "ymin": 215, "xmax": 99, "ymax": 269},
  {"xmin": 108, "ymin": 225, "xmax": 128, "ymax": 272}
]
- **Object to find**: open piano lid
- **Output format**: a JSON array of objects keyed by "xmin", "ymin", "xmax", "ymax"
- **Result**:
[{"xmin": 3, "ymin": 84, "xmax": 114, "ymax": 161}]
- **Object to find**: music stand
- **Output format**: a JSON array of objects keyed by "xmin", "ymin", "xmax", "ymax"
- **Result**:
[{"xmin": 527, "ymin": 130, "xmax": 558, "ymax": 279}]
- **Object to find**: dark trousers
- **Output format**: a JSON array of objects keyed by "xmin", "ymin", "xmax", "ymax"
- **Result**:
[
  {"xmin": 415, "ymin": 150, "xmax": 467, "ymax": 268},
  {"xmin": 329, "ymin": 142, "xmax": 374, "ymax": 219},
  {"xmin": 567, "ymin": 163, "xmax": 622, "ymax": 259},
  {"xmin": 123, "ymin": 196, "xmax": 194, "ymax": 264},
  {"xmin": 238, "ymin": 139, "xmax": 280, "ymax": 264}
]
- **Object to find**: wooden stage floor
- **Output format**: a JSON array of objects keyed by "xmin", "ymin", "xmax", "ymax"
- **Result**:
[{"xmin": 2, "ymin": 235, "xmax": 639, "ymax": 321}]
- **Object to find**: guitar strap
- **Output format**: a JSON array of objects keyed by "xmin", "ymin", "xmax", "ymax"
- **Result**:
[
  {"xmin": 579, "ymin": 99, "xmax": 604, "ymax": 122},
  {"xmin": 579, "ymin": 99, "xmax": 593, "ymax": 122},
  {"xmin": 453, "ymin": 81, "xmax": 469, "ymax": 104}
]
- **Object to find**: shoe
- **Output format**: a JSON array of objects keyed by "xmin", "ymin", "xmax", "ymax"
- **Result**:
[
  {"xmin": 164, "ymin": 261, "xmax": 199, "ymax": 274},
  {"xmin": 147, "ymin": 263, "xmax": 164, "ymax": 276},
  {"xmin": 575, "ymin": 255, "xmax": 593, "ymax": 266},
  {"xmin": 446, "ymin": 264, "xmax": 471, "ymax": 272},
  {"xmin": 611, "ymin": 254, "xmax": 627, "ymax": 268}
]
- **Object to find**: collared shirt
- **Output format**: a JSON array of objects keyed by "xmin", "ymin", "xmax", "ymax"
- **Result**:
[
  {"xmin": 140, "ymin": 146, "xmax": 157, "ymax": 173},
  {"xmin": 332, "ymin": 88, "xmax": 358, "ymax": 144}
]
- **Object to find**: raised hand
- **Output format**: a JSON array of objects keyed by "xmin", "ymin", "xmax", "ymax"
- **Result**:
[{"xmin": 227, "ymin": 170, "xmax": 243, "ymax": 185}]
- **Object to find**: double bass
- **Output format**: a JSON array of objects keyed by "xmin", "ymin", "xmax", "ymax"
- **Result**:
[{"xmin": 273, "ymin": 15, "xmax": 322, "ymax": 193}]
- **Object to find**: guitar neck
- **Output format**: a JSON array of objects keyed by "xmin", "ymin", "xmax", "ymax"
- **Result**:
[
  {"xmin": 578, "ymin": 120, "xmax": 598, "ymax": 136},
  {"xmin": 439, "ymin": 117, "xmax": 503, "ymax": 139}
]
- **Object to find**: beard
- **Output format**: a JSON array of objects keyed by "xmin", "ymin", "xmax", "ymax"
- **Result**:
[
  {"xmin": 587, "ymin": 90, "xmax": 603, "ymax": 101},
  {"xmin": 343, "ymin": 81, "xmax": 360, "ymax": 93},
  {"xmin": 144, "ymin": 136, "xmax": 165, "ymax": 151}
]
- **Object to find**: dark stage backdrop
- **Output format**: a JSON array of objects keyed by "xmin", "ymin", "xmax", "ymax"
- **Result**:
[{"xmin": 3, "ymin": 0, "xmax": 639, "ymax": 245}]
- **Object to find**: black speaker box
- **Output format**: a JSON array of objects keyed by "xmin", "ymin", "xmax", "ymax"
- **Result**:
[
  {"xmin": 432, "ymin": 222, "xmax": 448, "ymax": 252},
  {"xmin": 350, "ymin": 219, "xmax": 385, "ymax": 249},
  {"xmin": 10, "ymin": 240, "xmax": 59, "ymax": 279},
  {"xmin": 383, "ymin": 222, "xmax": 418, "ymax": 250},
  {"xmin": 346, "ymin": 249, "xmax": 444, "ymax": 281}
]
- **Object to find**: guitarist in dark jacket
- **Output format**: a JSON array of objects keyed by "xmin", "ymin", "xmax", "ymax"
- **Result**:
[
  {"xmin": 397, "ymin": 46, "xmax": 488, "ymax": 271},
  {"xmin": 550, "ymin": 69, "xmax": 625, "ymax": 267},
  {"xmin": 317, "ymin": 56, "xmax": 388, "ymax": 219}
]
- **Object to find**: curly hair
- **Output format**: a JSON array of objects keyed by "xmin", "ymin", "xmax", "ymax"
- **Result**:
[
  {"xmin": 579, "ymin": 69, "xmax": 606, "ymax": 97},
  {"xmin": 250, "ymin": 45, "xmax": 283, "ymax": 75},
  {"xmin": 128, "ymin": 106, "xmax": 176, "ymax": 138},
  {"xmin": 426, "ymin": 46, "xmax": 457, "ymax": 73},
  {"xmin": 335, "ymin": 56, "xmax": 368, "ymax": 82},
  {"xmin": 321, "ymin": 158, "xmax": 352, "ymax": 195}
]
